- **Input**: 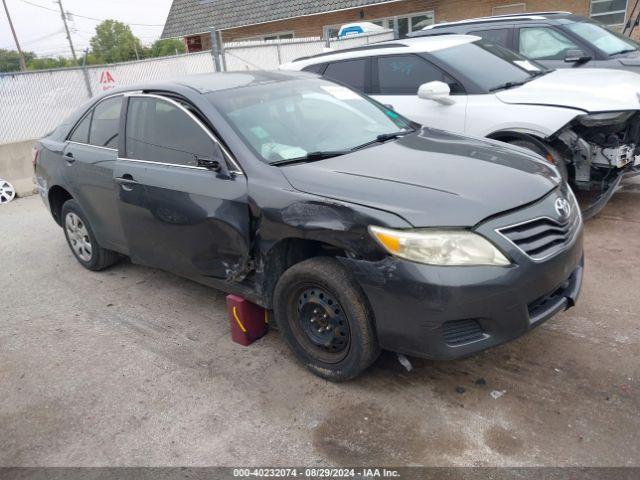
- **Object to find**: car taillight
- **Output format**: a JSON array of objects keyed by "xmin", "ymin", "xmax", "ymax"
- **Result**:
[{"xmin": 32, "ymin": 146, "xmax": 40, "ymax": 170}]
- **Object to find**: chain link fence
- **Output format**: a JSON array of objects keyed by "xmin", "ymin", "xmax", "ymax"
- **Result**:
[
  {"xmin": 0, "ymin": 51, "xmax": 215, "ymax": 145},
  {"xmin": 0, "ymin": 31, "xmax": 393, "ymax": 145},
  {"xmin": 223, "ymin": 30, "xmax": 394, "ymax": 70}
]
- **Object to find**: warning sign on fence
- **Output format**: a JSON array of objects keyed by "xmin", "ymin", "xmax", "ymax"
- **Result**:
[{"xmin": 99, "ymin": 71, "xmax": 115, "ymax": 91}]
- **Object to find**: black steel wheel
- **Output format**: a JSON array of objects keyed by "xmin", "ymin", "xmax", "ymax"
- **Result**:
[
  {"xmin": 273, "ymin": 257, "xmax": 380, "ymax": 381},
  {"xmin": 295, "ymin": 286, "xmax": 351, "ymax": 364}
]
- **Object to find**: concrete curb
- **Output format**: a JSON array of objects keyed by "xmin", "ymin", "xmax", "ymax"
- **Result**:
[{"xmin": 0, "ymin": 140, "xmax": 37, "ymax": 198}]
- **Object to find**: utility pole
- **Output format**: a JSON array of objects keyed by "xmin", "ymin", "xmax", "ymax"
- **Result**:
[
  {"xmin": 2, "ymin": 0, "xmax": 27, "ymax": 71},
  {"xmin": 56, "ymin": 0, "xmax": 78, "ymax": 64}
]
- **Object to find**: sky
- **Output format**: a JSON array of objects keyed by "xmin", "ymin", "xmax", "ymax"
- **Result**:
[{"xmin": 1, "ymin": 0, "xmax": 174, "ymax": 58}]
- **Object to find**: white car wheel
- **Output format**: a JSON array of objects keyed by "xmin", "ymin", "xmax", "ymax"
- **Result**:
[{"xmin": 0, "ymin": 179, "xmax": 16, "ymax": 204}]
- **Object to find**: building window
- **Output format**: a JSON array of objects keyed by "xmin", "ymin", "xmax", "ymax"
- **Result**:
[
  {"xmin": 492, "ymin": 3, "xmax": 526, "ymax": 16},
  {"xmin": 325, "ymin": 11, "xmax": 435, "ymax": 38},
  {"xmin": 185, "ymin": 35, "xmax": 203, "ymax": 53},
  {"xmin": 590, "ymin": 0, "xmax": 628, "ymax": 27},
  {"xmin": 237, "ymin": 31, "xmax": 295, "ymax": 42}
]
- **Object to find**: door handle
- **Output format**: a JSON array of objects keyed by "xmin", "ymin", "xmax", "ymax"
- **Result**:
[
  {"xmin": 64, "ymin": 152, "xmax": 75, "ymax": 163},
  {"xmin": 115, "ymin": 175, "xmax": 139, "ymax": 191}
]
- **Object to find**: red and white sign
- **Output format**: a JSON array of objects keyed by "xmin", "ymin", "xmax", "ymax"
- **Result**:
[{"xmin": 99, "ymin": 70, "xmax": 115, "ymax": 91}]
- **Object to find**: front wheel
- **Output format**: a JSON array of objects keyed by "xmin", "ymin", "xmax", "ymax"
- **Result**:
[
  {"xmin": 273, "ymin": 257, "xmax": 380, "ymax": 381},
  {"xmin": 61, "ymin": 199, "xmax": 120, "ymax": 271}
]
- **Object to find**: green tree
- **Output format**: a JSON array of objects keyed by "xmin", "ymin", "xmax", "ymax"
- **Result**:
[
  {"xmin": 27, "ymin": 56, "xmax": 73, "ymax": 71},
  {"xmin": 149, "ymin": 38, "xmax": 186, "ymax": 57},
  {"xmin": 90, "ymin": 20, "xmax": 143, "ymax": 63},
  {"xmin": 0, "ymin": 49, "xmax": 36, "ymax": 73}
]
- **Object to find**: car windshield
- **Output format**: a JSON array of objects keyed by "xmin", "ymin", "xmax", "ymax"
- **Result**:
[
  {"xmin": 429, "ymin": 39, "xmax": 548, "ymax": 92},
  {"xmin": 208, "ymin": 78, "xmax": 414, "ymax": 164},
  {"xmin": 565, "ymin": 21, "xmax": 639, "ymax": 56}
]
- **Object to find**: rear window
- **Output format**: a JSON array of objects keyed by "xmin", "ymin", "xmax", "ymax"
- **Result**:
[
  {"xmin": 68, "ymin": 96, "xmax": 122, "ymax": 148},
  {"xmin": 89, "ymin": 96, "xmax": 122, "ymax": 149}
]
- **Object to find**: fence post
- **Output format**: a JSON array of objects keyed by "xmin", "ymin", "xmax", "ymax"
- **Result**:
[
  {"xmin": 393, "ymin": 17, "xmax": 400, "ymax": 39},
  {"xmin": 323, "ymin": 26, "xmax": 331, "ymax": 48},
  {"xmin": 210, "ymin": 27, "xmax": 224, "ymax": 72},
  {"xmin": 275, "ymin": 43, "xmax": 282, "ymax": 65},
  {"xmin": 81, "ymin": 48, "xmax": 93, "ymax": 98}
]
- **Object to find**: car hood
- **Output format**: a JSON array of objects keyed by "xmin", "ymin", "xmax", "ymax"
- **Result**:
[
  {"xmin": 279, "ymin": 129, "xmax": 560, "ymax": 227},
  {"xmin": 496, "ymin": 69, "xmax": 640, "ymax": 112}
]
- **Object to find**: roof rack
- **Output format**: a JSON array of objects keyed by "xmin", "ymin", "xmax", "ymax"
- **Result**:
[
  {"xmin": 292, "ymin": 42, "xmax": 405, "ymax": 63},
  {"xmin": 425, "ymin": 11, "xmax": 572, "ymax": 29}
]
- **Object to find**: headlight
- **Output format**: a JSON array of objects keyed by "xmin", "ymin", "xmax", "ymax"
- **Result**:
[
  {"xmin": 577, "ymin": 111, "xmax": 634, "ymax": 127},
  {"xmin": 368, "ymin": 226, "xmax": 511, "ymax": 266}
]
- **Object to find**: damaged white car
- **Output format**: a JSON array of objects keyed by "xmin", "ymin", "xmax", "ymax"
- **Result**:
[{"xmin": 282, "ymin": 35, "xmax": 640, "ymax": 217}]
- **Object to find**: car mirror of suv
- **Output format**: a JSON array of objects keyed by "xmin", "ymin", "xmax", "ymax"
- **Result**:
[
  {"xmin": 418, "ymin": 81, "xmax": 454, "ymax": 105},
  {"xmin": 564, "ymin": 49, "xmax": 591, "ymax": 64}
]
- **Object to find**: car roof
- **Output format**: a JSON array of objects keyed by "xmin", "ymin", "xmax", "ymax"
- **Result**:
[
  {"xmin": 412, "ymin": 12, "xmax": 585, "ymax": 35},
  {"xmin": 289, "ymin": 34, "xmax": 478, "ymax": 65},
  {"xmin": 103, "ymin": 70, "xmax": 317, "ymax": 97}
]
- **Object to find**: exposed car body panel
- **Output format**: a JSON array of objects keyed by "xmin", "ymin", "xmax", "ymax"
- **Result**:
[
  {"xmin": 281, "ymin": 128, "xmax": 560, "ymax": 227},
  {"xmin": 495, "ymin": 69, "xmax": 640, "ymax": 112}
]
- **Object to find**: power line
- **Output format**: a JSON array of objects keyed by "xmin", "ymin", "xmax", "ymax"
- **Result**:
[{"xmin": 17, "ymin": 0, "xmax": 164, "ymax": 26}]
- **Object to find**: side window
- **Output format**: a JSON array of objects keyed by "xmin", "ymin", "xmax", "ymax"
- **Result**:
[
  {"xmin": 519, "ymin": 27, "xmax": 580, "ymax": 60},
  {"xmin": 323, "ymin": 59, "xmax": 367, "ymax": 92},
  {"xmin": 469, "ymin": 28, "xmax": 510, "ymax": 47},
  {"xmin": 125, "ymin": 97, "xmax": 214, "ymax": 167},
  {"xmin": 302, "ymin": 63, "xmax": 325, "ymax": 74},
  {"xmin": 69, "ymin": 113, "xmax": 91, "ymax": 144},
  {"xmin": 376, "ymin": 54, "xmax": 463, "ymax": 95},
  {"xmin": 89, "ymin": 96, "xmax": 122, "ymax": 148}
]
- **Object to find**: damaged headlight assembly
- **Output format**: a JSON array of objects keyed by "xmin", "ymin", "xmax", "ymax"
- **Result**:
[
  {"xmin": 368, "ymin": 226, "xmax": 511, "ymax": 266},
  {"xmin": 577, "ymin": 111, "xmax": 634, "ymax": 127}
]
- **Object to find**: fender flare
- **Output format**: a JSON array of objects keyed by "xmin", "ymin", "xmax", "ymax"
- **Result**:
[{"xmin": 487, "ymin": 130, "xmax": 569, "ymax": 181}]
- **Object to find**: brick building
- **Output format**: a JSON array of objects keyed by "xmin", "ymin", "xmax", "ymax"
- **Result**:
[{"xmin": 161, "ymin": 1, "xmax": 636, "ymax": 52}]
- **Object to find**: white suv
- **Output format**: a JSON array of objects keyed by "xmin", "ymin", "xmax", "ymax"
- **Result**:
[{"xmin": 281, "ymin": 35, "xmax": 640, "ymax": 217}]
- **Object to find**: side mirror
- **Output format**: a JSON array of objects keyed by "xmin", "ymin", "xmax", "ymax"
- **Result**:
[
  {"xmin": 564, "ymin": 49, "xmax": 591, "ymax": 64},
  {"xmin": 418, "ymin": 81, "xmax": 453, "ymax": 105},
  {"xmin": 196, "ymin": 143, "xmax": 230, "ymax": 176}
]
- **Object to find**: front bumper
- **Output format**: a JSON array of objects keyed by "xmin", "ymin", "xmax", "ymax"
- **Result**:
[{"xmin": 341, "ymin": 188, "xmax": 584, "ymax": 360}]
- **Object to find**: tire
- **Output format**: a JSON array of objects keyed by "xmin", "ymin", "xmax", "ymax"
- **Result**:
[
  {"xmin": 273, "ymin": 257, "xmax": 380, "ymax": 382},
  {"xmin": 61, "ymin": 199, "xmax": 119, "ymax": 271},
  {"xmin": 509, "ymin": 138, "xmax": 569, "ymax": 182}
]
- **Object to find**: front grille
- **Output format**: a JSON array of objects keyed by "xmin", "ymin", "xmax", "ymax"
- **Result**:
[
  {"xmin": 497, "ymin": 208, "xmax": 581, "ymax": 261},
  {"xmin": 442, "ymin": 319, "xmax": 484, "ymax": 346}
]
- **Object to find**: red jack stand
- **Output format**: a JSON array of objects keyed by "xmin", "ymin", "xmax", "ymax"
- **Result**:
[{"xmin": 226, "ymin": 295, "xmax": 269, "ymax": 346}]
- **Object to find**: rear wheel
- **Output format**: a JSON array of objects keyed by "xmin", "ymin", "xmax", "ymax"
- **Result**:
[
  {"xmin": 61, "ymin": 199, "xmax": 119, "ymax": 271},
  {"xmin": 273, "ymin": 257, "xmax": 380, "ymax": 381}
]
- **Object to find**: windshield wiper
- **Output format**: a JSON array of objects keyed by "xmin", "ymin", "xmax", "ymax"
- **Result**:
[
  {"xmin": 611, "ymin": 48, "xmax": 637, "ymax": 56},
  {"xmin": 489, "ymin": 80, "xmax": 526, "ymax": 92},
  {"xmin": 270, "ymin": 150, "xmax": 350, "ymax": 166},
  {"xmin": 352, "ymin": 129, "xmax": 417, "ymax": 151}
]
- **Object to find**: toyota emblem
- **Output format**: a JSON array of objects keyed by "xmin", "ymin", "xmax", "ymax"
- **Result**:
[{"xmin": 555, "ymin": 198, "xmax": 571, "ymax": 219}]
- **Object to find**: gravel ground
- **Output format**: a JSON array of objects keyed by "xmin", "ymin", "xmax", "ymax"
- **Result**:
[{"xmin": 0, "ymin": 187, "xmax": 638, "ymax": 467}]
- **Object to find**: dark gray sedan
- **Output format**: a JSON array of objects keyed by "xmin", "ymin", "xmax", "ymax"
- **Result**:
[{"xmin": 34, "ymin": 71, "xmax": 583, "ymax": 380}]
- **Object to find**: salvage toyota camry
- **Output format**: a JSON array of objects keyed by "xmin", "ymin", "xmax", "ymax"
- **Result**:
[{"xmin": 34, "ymin": 72, "xmax": 584, "ymax": 381}]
